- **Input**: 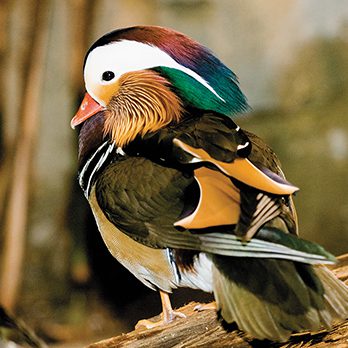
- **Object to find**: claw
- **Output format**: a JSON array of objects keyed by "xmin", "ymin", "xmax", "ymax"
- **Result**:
[
  {"xmin": 194, "ymin": 302, "xmax": 216, "ymax": 312},
  {"xmin": 135, "ymin": 318, "xmax": 162, "ymax": 330},
  {"xmin": 135, "ymin": 310, "xmax": 186, "ymax": 330}
]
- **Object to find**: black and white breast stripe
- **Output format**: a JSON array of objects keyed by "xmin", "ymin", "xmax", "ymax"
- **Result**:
[{"xmin": 78, "ymin": 141, "xmax": 118, "ymax": 198}]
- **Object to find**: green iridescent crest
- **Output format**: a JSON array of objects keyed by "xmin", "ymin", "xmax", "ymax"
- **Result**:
[{"xmin": 154, "ymin": 67, "xmax": 249, "ymax": 116}]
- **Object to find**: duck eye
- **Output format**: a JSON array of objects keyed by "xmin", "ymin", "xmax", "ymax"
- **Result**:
[{"xmin": 102, "ymin": 71, "xmax": 115, "ymax": 82}]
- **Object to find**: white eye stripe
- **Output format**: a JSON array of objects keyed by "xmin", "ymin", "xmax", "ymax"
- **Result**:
[
  {"xmin": 84, "ymin": 40, "xmax": 224, "ymax": 102},
  {"xmin": 100, "ymin": 78, "xmax": 116, "ymax": 85}
]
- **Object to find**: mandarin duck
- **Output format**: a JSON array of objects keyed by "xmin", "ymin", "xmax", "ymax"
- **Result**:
[{"xmin": 71, "ymin": 26, "xmax": 348, "ymax": 342}]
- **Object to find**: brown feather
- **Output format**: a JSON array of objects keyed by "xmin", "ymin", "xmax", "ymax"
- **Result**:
[{"xmin": 104, "ymin": 70, "xmax": 183, "ymax": 147}]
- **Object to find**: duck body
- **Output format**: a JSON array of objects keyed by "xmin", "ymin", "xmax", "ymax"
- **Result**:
[
  {"xmin": 77, "ymin": 108, "xmax": 296, "ymax": 294},
  {"xmin": 72, "ymin": 26, "xmax": 348, "ymax": 341}
]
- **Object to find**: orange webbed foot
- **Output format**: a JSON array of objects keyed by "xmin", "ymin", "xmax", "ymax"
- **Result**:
[
  {"xmin": 194, "ymin": 302, "xmax": 216, "ymax": 312},
  {"xmin": 135, "ymin": 291, "xmax": 186, "ymax": 330}
]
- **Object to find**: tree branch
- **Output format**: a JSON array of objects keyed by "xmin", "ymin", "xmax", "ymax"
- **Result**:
[{"xmin": 88, "ymin": 254, "xmax": 348, "ymax": 348}]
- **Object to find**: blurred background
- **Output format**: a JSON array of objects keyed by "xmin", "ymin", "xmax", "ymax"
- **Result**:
[{"xmin": 0, "ymin": 0, "xmax": 347, "ymax": 346}]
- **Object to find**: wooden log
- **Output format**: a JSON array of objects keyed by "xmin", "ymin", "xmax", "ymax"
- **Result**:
[{"xmin": 88, "ymin": 254, "xmax": 348, "ymax": 348}]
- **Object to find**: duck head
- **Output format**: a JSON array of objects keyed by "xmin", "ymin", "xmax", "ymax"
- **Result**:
[{"xmin": 71, "ymin": 26, "xmax": 248, "ymax": 147}]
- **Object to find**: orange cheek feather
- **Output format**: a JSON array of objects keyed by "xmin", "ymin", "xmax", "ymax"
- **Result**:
[{"xmin": 96, "ymin": 83, "xmax": 119, "ymax": 106}]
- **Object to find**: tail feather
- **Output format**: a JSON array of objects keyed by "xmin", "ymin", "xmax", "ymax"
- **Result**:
[
  {"xmin": 212, "ymin": 256, "xmax": 348, "ymax": 342},
  {"xmin": 213, "ymin": 264, "xmax": 293, "ymax": 340},
  {"xmin": 317, "ymin": 266, "xmax": 348, "ymax": 319}
]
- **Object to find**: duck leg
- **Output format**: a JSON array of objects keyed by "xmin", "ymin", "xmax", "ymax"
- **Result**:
[{"xmin": 135, "ymin": 290, "xmax": 186, "ymax": 329}]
